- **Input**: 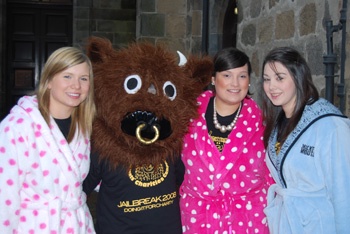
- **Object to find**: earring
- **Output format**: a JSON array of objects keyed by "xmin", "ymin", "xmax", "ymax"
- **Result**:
[{"xmin": 211, "ymin": 82, "xmax": 215, "ymax": 85}]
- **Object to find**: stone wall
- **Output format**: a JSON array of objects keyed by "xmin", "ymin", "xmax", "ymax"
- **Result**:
[
  {"xmin": 74, "ymin": 0, "xmax": 136, "ymax": 48},
  {"xmin": 236, "ymin": 0, "xmax": 349, "ymax": 115},
  {"xmin": 136, "ymin": 0, "xmax": 203, "ymax": 55},
  {"xmin": 1, "ymin": 0, "xmax": 349, "ymax": 116},
  {"xmin": 136, "ymin": 0, "xmax": 350, "ymax": 115},
  {"xmin": 135, "ymin": 0, "xmax": 349, "ymax": 115}
]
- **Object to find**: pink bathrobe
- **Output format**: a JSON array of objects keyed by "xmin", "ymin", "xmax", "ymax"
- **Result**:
[
  {"xmin": 0, "ymin": 96, "xmax": 95, "ymax": 234},
  {"xmin": 180, "ymin": 91, "xmax": 272, "ymax": 233}
]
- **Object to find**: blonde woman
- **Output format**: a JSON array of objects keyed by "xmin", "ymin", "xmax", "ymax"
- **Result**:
[{"xmin": 0, "ymin": 47, "xmax": 96, "ymax": 233}]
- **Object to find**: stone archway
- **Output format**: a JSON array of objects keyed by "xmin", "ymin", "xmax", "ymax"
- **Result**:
[{"xmin": 208, "ymin": 0, "xmax": 238, "ymax": 55}]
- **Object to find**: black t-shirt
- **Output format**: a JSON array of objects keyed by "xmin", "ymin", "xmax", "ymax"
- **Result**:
[
  {"xmin": 54, "ymin": 117, "xmax": 71, "ymax": 139},
  {"xmin": 205, "ymin": 97, "xmax": 238, "ymax": 152},
  {"xmin": 83, "ymin": 151, "xmax": 184, "ymax": 234}
]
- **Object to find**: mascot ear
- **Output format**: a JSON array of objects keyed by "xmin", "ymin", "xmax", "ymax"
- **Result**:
[
  {"xmin": 183, "ymin": 55, "xmax": 214, "ymax": 94},
  {"xmin": 86, "ymin": 36, "xmax": 115, "ymax": 64}
]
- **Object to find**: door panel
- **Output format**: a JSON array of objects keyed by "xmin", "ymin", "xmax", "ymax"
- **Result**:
[{"xmin": 6, "ymin": 2, "xmax": 72, "ymax": 112}]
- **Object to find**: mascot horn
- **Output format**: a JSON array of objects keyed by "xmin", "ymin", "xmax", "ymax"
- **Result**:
[
  {"xmin": 86, "ymin": 36, "xmax": 213, "ymax": 168},
  {"xmin": 83, "ymin": 36, "xmax": 213, "ymax": 234}
]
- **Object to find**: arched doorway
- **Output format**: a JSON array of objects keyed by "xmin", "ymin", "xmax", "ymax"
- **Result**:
[{"xmin": 222, "ymin": 0, "xmax": 238, "ymax": 48}]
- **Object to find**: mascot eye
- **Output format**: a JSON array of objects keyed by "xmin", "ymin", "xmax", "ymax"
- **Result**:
[
  {"xmin": 163, "ymin": 81, "xmax": 177, "ymax": 101},
  {"xmin": 124, "ymin": 75, "xmax": 142, "ymax": 94}
]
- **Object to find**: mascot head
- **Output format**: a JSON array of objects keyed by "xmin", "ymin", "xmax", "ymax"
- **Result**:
[{"xmin": 86, "ymin": 36, "xmax": 213, "ymax": 168}]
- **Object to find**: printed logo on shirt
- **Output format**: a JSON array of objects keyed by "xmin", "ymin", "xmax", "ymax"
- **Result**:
[
  {"xmin": 117, "ymin": 191, "xmax": 177, "ymax": 213},
  {"xmin": 300, "ymin": 144, "xmax": 315, "ymax": 157},
  {"xmin": 209, "ymin": 130, "xmax": 227, "ymax": 152},
  {"xmin": 128, "ymin": 161, "xmax": 169, "ymax": 187}
]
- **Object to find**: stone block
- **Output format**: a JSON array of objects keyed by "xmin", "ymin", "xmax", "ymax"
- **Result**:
[
  {"xmin": 138, "ymin": 37, "xmax": 157, "ymax": 45},
  {"xmin": 156, "ymin": 38, "xmax": 186, "ymax": 54},
  {"xmin": 157, "ymin": 0, "xmax": 187, "ymax": 14},
  {"xmin": 192, "ymin": 11, "xmax": 202, "ymax": 36},
  {"xmin": 76, "ymin": 19, "xmax": 90, "ymax": 31},
  {"xmin": 114, "ymin": 32, "xmax": 136, "ymax": 45},
  {"xmin": 97, "ymin": 20, "xmax": 115, "ymax": 32},
  {"xmin": 193, "ymin": 0, "xmax": 203, "ymax": 11},
  {"xmin": 141, "ymin": 14, "xmax": 165, "ymax": 37},
  {"xmin": 191, "ymin": 36, "xmax": 202, "ymax": 54},
  {"xmin": 75, "ymin": 7, "xmax": 90, "ymax": 19},
  {"xmin": 250, "ymin": 0, "xmax": 262, "ymax": 18},
  {"xmin": 300, "ymin": 3, "xmax": 316, "ymax": 36},
  {"xmin": 275, "ymin": 10, "xmax": 295, "ymax": 39},
  {"xmin": 100, "ymin": 0, "xmax": 122, "ymax": 8},
  {"xmin": 306, "ymin": 38, "xmax": 323, "ymax": 75},
  {"xmin": 258, "ymin": 16, "xmax": 274, "ymax": 43},
  {"xmin": 76, "ymin": 0, "xmax": 90, "ymax": 7},
  {"xmin": 140, "ymin": 0, "xmax": 155, "ymax": 12},
  {"xmin": 92, "ymin": 8, "xmax": 136, "ymax": 21},
  {"xmin": 241, "ymin": 24, "xmax": 256, "ymax": 46},
  {"xmin": 165, "ymin": 14, "xmax": 186, "ymax": 38}
]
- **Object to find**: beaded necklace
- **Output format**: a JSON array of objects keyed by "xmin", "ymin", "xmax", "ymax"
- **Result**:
[{"xmin": 213, "ymin": 97, "xmax": 241, "ymax": 133}]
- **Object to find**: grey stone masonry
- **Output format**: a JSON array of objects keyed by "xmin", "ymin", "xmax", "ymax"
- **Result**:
[
  {"xmin": 136, "ymin": 0, "xmax": 202, "ymax": 55},
  {"xmin": 1, "ymin": 0, "xmax": 349, "ymax": 117},
  {"xmin": 74, "ymin": 0, "xmax": 136, "ymax": 48},
  {"xmin": 235, "ymin": 0, "xmax": 350, "ymax": 116}
]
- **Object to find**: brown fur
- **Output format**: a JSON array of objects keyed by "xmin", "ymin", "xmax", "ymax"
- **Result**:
[{"xmin": 86, "ymin": 37, "xmax": 213, "ymax": 168}]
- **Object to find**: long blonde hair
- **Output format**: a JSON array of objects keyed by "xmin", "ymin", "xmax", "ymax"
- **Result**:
[{"xmin": 36, "ymin": 47, "xmax": 96, "ymax": 142}]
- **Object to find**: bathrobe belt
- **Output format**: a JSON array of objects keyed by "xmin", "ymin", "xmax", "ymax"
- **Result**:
[
  {"xmin": 184, "ymin": 187, "xmax": 262, "ymax": 232},
  {"xmin": 21, "ymin": 193, "xmax": 86, "ymax": 232},
  {"xmin": 266, "ymin": 184, "xmax": 327, "ymax": 233}
]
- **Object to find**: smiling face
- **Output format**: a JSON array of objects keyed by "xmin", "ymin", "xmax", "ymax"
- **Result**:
[
  {"xmin": 263, "ymin": 61, "xmax": 297, "ymax": 118},
  {"xmin": 48, "ymin": 62, "xmax": 90, "ymax": 118},
  {"xmin": 212, "ymin": 64, "xmax": 249, "ymax": 114}
]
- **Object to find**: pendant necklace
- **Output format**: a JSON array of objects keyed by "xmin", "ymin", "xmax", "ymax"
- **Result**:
[{"xmin": 213, "ymin": 98, "xmax": 242, "ymax": 133}]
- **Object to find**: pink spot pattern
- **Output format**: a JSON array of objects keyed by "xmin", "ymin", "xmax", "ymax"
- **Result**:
[
  {"xmin": 0, "ymin": 147, "xmax": 5, "ymax": 153},
  {"xmin": 9, "ymin": 159, "xmax": 16, "ymax": 166},
  {"xmin": 0, "ymin": 96, "xmax": 95, "ymax": 233}
]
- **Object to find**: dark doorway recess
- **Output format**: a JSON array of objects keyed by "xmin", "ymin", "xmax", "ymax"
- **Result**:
[
  {"xmin": 5, "ymin": 1, "xmax": 73, "ymax": 114},
  {"xmin": 222, "ymin": 0, "xmax": 238, "ymax": 48}
]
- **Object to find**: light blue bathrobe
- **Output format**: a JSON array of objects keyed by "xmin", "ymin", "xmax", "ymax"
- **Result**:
[{"xmin": 264, "ymin": 98, "xmax": 350, "ymax": 234}]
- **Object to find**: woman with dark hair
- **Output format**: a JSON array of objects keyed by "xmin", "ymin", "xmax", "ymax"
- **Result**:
[
  {"xmin": 261, "ymin": 46, "xmax": 350, "ymax": 233},
  {"xmin": 180, "ymin": 47, "xmax": 273, "ymax": 233}
]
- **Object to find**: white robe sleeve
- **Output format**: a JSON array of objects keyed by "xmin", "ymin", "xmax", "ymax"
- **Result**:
[{"xmin": 0, "ymin": 122, "xmax": 27, "ymax": 233}]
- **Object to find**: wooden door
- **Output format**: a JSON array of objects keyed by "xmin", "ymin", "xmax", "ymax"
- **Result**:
[{"xmin": 5, "ymin": 2, "xmax": 72, "ymax": 113}]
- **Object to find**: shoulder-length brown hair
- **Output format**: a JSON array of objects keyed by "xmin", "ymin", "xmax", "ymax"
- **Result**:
[{"xmin": 36, "ymin": 47, "xmax": 96, "ymax": 142}]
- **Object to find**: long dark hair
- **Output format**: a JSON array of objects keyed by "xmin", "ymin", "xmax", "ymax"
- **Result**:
[{"xmin": 260, "ymin": 47, "xmax": 319, "ymax": 147}]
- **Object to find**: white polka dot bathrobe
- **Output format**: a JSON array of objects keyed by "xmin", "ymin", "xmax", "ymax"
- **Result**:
[{"xmin": 0, "ymin": 96, "xmax": 95, "ymax": 234}]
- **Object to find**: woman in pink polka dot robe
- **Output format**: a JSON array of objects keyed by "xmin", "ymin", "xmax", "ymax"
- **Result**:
[
  {"xmin": 0, "ymin": 47, "xmax": 96, "ymax": 233},
  {"xmin": 180, "ymin": 48, "xmax": 274, "ymax": 233}
]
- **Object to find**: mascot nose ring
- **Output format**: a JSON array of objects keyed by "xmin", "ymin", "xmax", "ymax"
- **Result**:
[{"xmin": 136, "ymin": 123, "xmax": 160, "ymax": 144}]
